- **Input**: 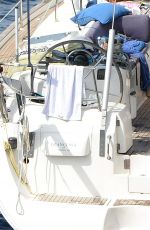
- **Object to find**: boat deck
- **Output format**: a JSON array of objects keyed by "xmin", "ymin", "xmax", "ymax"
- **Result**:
[
  {"xmin": 33, "ymin": 193, "xmax": 150, "ymax": 206},
  {"xmin": 127, "ymin": 97, "xmax": 150, "ymax": 155},
  {"xmin": 33, "ymin": 193, "xmax": 108, "ymax": 205},
  {"xmin": 114, "ymin": 199, "xmax": 150, "ymax": 206},
  {"xmin": 32, "ymin": 98, "xmax": 150, "ymax": 207}
]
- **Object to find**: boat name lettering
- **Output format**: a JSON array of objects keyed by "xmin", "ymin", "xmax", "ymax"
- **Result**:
[
  {"xmin": 50, "ymin": 142, "xmax": 76, "ymax": 148},
  {"xmin": 19, "ymin": 47, "xmax": 49, "ymax": 56}
]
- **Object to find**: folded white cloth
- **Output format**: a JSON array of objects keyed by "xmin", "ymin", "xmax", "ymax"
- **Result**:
[{"xmin": 43, "ymin": 64, "xmax": 83, "ymax": 120}]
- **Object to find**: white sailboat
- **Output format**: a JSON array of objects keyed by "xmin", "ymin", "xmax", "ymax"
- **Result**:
[{"xmin": 0, "ymin": 0, "xmax": 150, "ymax": 229}]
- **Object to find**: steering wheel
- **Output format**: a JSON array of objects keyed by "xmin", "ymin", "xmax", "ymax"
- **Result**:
[
  {"xmin": 36, "ymin": 39, "xmax": 123, "ymax": 105},
  {"xmin": 66, "ymin": 48, "xmax": 95, "ymax": 66},
  {"xmin": 38, "ymin": 39, "xmax": 107, "ymax": 66}
]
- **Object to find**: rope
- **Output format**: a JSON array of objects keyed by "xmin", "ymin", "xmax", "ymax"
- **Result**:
[
  {"xmin": 16, "ymin": 143, "xmax": 24, "ymax": 215},
  {"xmin": 2, "ymin": 90, "xmax": 31, "ymax": 215},
  {"xmin": 16, "ymin": 193, "xmax": 24, "ymax": 215},
  {"xmin": 4, "ymin": 141, "xmax": 20, "ymax": 178},
  {"xmin": 4, "ymin": 136, "xmax": 29, "ymax": 187},
  {"xmin": 16, "ymin": 101, "xmax": 30, "ymax": 215}
]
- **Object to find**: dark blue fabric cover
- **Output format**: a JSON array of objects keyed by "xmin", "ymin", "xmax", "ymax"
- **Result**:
[
  {"xmin": 122, "ymin": 40, "xmax": 150, "ymax": 91},
  {"xmin": 122, "ymin": 40, "xmax": 145, "ymax": 54},
  {"xmin": 71, "ymin": 3, "xmax": 131, "ymax": 26}
]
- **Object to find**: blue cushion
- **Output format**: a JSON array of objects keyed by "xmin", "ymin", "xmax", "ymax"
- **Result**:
[{"xmin": 71, "ymin": 3, "xmax": 131, "ymax": 26}]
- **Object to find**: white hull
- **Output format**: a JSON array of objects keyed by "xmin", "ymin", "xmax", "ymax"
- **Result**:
[
  {"xmin": 1, "ymin": 0, "xmax": 150, "ymax": 229},
  {"xmin": 1, "ymin": 123, "xmax": 150, "ymax": 230}
]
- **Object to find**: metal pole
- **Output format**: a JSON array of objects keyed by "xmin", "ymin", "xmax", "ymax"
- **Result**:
[
  {"xmin": 100, "ymin": 29, "xmax": 115, "ymax": 157},
  {"xmin": 102, "ymin": 29, "xmax": 115, "ymax": 111},
  {"xmin": 80, "ymin": 0, "xmax": 82, "ymax": 10},
  {"xmin": 0, "ymin": 0, "xmax": 20, "ymax": 24},
  {"xmin": 54, "ymin": 0, "xmax": 58, "ymax": 21},
  {"xmin": 27, "ymin": 0, "xmax": 34, "ymax": 93},
  {"xmin": 20, "ymin": 0, "xmax": 23, "ymax": 28},
  {"xmin": 15, "ymin": 6, "xmax": 19, "ymax": 63},
  {"xmin": 27, "ymin": 0, "xmax": 31, "ymax": 67}
]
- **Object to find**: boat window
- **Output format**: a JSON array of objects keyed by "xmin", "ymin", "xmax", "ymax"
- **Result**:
[{"xmin": 97, "ymin": 68, "xmax": 105, "ymax": 80}]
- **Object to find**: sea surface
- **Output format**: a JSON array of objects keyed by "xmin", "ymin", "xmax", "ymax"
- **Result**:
[
  {"xmin": 0, "ymin": 0, "xmax": 41, "ymax": 32},
  {"xmin": 0, "ymin": 1, "xmax": 41, "ymax": 228}
]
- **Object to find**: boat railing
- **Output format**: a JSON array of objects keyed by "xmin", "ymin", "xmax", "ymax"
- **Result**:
[
  {"xmin": 0, "ymin": 0, "xmax": 22, "ymax": 26},
  {"xmin": 0, "ymin": 0, "xmax": 24, "ymax": 67},
  {"xmin": 0, "ymin": 0, "xmax": 65, "ymax": 72}
]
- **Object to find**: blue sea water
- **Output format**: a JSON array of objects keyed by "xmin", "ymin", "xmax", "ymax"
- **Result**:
[
  {"xmin": 0, "ymin": 1, "xmax": 41, "ymax": 228},
  {"xmin": 0, "ymin": 0, "xmax": 41, "ymax": 32},
  {"xmin": 0, "ymin": 214, "xmax": 13, "ymax": 230}
]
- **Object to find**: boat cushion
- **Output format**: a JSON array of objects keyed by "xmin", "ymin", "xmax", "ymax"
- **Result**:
[
  {"xmin": 121, "ymin": 14, "xmax": 150, "ymax": 42},
  {"xmin": 71, "ymin": 3, "xmax": 131, "ymax": 26},
  {"xmin": 85, "ymin": 14, "xmax": 150, "ymax": 42}
]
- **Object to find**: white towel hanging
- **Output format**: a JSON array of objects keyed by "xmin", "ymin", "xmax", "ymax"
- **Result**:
[{"xmin": 43, "ymin": 64, "xmax": 83, "ymax": 121}]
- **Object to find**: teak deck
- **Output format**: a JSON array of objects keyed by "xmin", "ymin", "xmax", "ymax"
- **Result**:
[
  {"xmin": 33, "ymin": 194, "xmax": 150, "ymax": 206},
  {"xmin": 127, "ymin": 97, "xmax": 150, "ymax": 155},
  {"xmin": 33, "ymin": 193, "xmax": 107, "ymax": 205}
]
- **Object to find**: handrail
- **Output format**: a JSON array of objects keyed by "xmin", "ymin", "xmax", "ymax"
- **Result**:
[{"xmin": 0, "ymin": 0, "xmax": 21, "ymax": 25}]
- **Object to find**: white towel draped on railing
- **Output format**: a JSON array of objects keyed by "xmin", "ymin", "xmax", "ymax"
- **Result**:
[{"xmin": 43, "ymin": 64, "xmax": 84, "ymax": 120}]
